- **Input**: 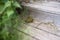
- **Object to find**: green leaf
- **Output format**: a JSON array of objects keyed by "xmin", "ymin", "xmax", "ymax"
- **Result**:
[
  {"xmin": 1, "ymin": 27, "xmax": 9, "ymax": 40},
  {"xmin": 13, "ymin": 1, "xmax": 21, "ymax": 8},
  {"xmin": 0, "ymin": 1, "xmax": 11, "ymax": 14},
  {"xmin": 0, "ymin": 0, "xmax": 8, "ymax": 3},
  {"xmin": 6, "ymin": 7, "xmax": 14, "ymax": 17},
  {"xmin": 0, "ymin": 4, "xmax": 5, "ymax": 14},
  {"xmin": 4, "ymin": 1, "xmax": 11, "ymax": 8}
]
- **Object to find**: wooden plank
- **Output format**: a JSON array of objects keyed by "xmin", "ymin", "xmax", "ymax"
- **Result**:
[{"xmin": 18, "ymin": 24, "xmax": 60, "ymax": 40}]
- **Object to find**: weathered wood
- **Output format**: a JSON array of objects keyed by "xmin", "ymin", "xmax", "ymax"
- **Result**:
[{"xmin": 19, "ymin": 1, "xmax": 60, "ymax": 40}]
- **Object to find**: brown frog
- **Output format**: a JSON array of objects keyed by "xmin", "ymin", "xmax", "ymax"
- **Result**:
[
  {"xmin": 24, "ymin": 0, "xmax": 30, "ymax": 3},
  {"xmin": 25, "ymin": 16, "xmax": 34, "ymax": 23},
  {"xmin": 23, "ymin": 0, "xmax": 36, "ymax": 3},
  {"xmin": 20, "ymin": 0, "xmax": 30, "ymax": 3}
]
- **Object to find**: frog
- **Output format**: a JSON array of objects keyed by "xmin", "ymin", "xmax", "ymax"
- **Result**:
[{"xmin": 25, "ymin": 16, "xmax": 33, "ymax": 23}]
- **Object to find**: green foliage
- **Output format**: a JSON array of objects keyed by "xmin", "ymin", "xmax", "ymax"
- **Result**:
[{"xmin": 0, "ymin": 0, "xmax": 23, "ymax": 40}]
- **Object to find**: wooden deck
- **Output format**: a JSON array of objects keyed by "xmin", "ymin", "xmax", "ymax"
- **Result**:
[
  {"xmin": 18, "ymin": 12, "xmax": 60, "ymax": 40},
  {"xmin": 19, "ymin": 2, "xmax": 60, "ymax": 40}
]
